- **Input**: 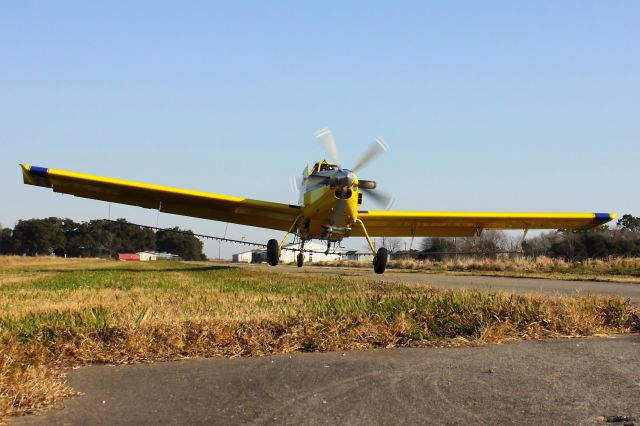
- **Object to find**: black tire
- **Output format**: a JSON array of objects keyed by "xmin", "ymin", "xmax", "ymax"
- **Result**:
[
  {"xmin": 267, "ymin": 239, "xmax": 279, "ymax": 266},
  {"xmin": 373, "ymin": 247, "xmax": 388, "ymax": 274},
  {"xmin": 297, "ymin": 253, "xmax": 304, "ymax": 268}
]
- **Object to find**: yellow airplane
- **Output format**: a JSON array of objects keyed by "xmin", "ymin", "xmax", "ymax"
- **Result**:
[{"xmin": 20, "ymin": 128, "xmax": 614, "ymax": 273}]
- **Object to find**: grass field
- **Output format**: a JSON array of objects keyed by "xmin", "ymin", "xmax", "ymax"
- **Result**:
[
  {"xmin": 1, "ymin": 256, "xmax": 639, "ymax": 418},
  {"xmin": 314, "ymin": 256, "xmax": 640, "ymax": 283}
]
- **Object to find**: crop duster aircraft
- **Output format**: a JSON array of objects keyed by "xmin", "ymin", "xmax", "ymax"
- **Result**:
[{"xmin": 20, "ymin": 128, "xmax": 615, "ymax": 273}]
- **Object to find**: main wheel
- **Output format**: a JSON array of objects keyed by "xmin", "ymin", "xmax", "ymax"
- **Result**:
[
  {"xmin": 373, "ymin": 247, "xmax": 388, "ymax": 274},
  {"xmin": 267, "ymin": 239, "xmax": 279, "ymax": 266},
  {"xmin": 297, "ymin": 253, "xmax": 304, "ymax": 268}
]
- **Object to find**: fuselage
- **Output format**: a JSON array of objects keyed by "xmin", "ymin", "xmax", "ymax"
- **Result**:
[{"xmin": 297, "ymin": 161, "xmax": 360, "ymax": 241}]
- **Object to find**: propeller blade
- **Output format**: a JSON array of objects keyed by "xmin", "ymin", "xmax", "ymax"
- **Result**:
[
  {"xmin": 361, "ymin": 187, "xmax": 395, "ymax": 210},
  {"xmin": 313, "ymin": 128, "xmax": 341, "ymax": 166},
  {"xmin": 289, "ymin": 175, "xmax": 303, "ymax": 193},
  {"xmin": 352, "ymin": 137, "xmax": 388, "ymax": 173},
  {"xmin": 358, "ymin": 180, "xmax": 377, "ymax": 190},
  {"xmin": 308, "ymin": 174, "xmax": 331, "ymax": 186},
  {"xmin": 291, "ymin": 174, "xmax": 329, "ymax": 192}
]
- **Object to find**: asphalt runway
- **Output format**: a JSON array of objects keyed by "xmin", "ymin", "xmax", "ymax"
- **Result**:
[
  {"xmin": 239, "ymin": 263, "xmax": 640, "ymax": 305},
  {"xmin": 12, "ymin": 335, "xmax": 640, "ymax": 425}
]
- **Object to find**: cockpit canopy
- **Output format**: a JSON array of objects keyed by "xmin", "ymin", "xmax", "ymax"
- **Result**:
[{"xmin": 312, "ymin": 161, "xmax": 339, "ymax": 174}]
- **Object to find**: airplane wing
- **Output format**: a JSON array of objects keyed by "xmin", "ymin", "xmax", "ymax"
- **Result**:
[
  {"xmin": 353, "ymin": 210, "xmax": 616, "ymax": 237},
  {"xmin": 20, "ymin": 164, "xmax": 301, "ymax": 231}
]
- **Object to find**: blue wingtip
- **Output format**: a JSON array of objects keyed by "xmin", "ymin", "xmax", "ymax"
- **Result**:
[
  {"xmin": 29, "ymin": 166, "xmax": 49, "ymax": 176},
  {"xmin": 594, "ymin": 213, "xmax": 612, "ymax": 220}
]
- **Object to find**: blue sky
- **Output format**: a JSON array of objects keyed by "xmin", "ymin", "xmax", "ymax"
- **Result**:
[{"xmin": 1, "ymin": 2, "xmax": 638, "ymax": 258}]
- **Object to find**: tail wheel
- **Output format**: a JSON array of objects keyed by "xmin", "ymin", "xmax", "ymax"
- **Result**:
[
  {"xmin": 297, "ymin": 253, "xmax": 304, "ymax": 268},
  {"xmin": 267, "ymin": 239, "xmax": 279, "ymax": 266},
  {"xmin": 373, "ymin": 247, "xmax": 388, "ymax": 274}
]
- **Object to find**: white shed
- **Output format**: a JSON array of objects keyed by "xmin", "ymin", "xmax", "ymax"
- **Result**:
[
  {"xmin": 342, "ymin": 250, "xmax": 374, "ymax": 262},
  {"xmin": 232, "ymin": 250, "xmax": 254, "ymax": 263},
  {"xmin": 137, "ymin": 252, "xmax": 158, "ymax": 261}
]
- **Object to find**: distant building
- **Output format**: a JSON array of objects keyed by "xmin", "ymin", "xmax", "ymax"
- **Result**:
[
  {"xmin": 117, "ymin": 253, "xmax": 140, "ymax": 261},
  {"xmin": 117, "ymin": 252, "xmax": 180, "ymax": 261},
  {"xmin": 342, "ymin": 250, "xmax": 374, "ymax": 262},
  {"xmin": 231, "ymin": 250, "xmax": 254, "ymax": 263},
  {"xmin": 137, "ymin": 252, "xmax": 158, "ymax": 261},
  {"xmin": 232, "ymin": 242, "xmax": 343, "ymax": 264},
  {"xmin": 153, "ymin": 252, "xmax": 182, "ymax": 261}
]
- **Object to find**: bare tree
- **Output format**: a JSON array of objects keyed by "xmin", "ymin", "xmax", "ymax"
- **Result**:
[{"xmin": 378, "ymin": 237, "xmax": 402, "ymax": 253}]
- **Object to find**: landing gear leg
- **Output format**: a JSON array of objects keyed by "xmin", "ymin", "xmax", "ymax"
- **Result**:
[{"xmin": 355, "ymin": 218, "xmax": 388, "ymax": 274}]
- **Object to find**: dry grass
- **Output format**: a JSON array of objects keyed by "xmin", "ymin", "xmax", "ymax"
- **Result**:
[
  {"xmin": 0, "ymin": 256, "xmax": 105, "ymax": 269},
  {"xmin": 314, "ymin": 256, "xmax": 640, "ymax": 282},
  {"xmin": 1, "ymin": 256, "xmax": 638, "ymax": 418},
  {"xmin": 0, "ymin": 362, "xmax": 75, "ymax": 417}
]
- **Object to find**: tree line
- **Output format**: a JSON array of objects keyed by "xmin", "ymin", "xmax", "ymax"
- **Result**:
[
  {"xmin": 393, "ymin": 214, "xmax": 640, "ymax": 260},
  {"xmin": 0, "ymin": 218, "xmax": 207, "ymax": 260}
]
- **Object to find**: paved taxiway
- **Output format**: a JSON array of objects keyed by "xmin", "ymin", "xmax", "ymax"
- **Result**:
[
  {"xmin": 13, "ymin": 335, "xmax": 640, "ymax": 425},
  {"xmin": 239, "ymin": 263, "xmax": 640, "ymax": 305}
]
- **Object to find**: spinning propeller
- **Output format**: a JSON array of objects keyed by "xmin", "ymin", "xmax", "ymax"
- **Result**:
[{"xmin": 312, "ymin": 128, "xmax": 394, "ymax": 210}]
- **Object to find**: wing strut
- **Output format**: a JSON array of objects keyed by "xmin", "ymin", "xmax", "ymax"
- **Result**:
[
  {"xmin": 156, "ymin": 201, "xmax": 162, "ymax": 228},
  {"xmin": 517, "ymin": 229, "xmax": 529, "ymax": 251},
  {"xmin": 278, "ymin": 215, "xmax": 303, "ymax": 250},
  {"xmin": 409, "ymin": 223, "xmax": 417, "ymax": 251}
]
